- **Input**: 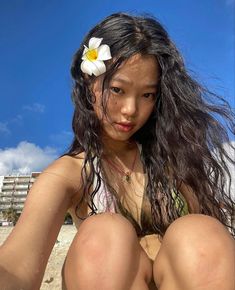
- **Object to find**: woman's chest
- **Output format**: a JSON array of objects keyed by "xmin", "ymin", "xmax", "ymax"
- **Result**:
[
  {"xmin": 116, "ymin": 172, "xmax": 147, "ymax": 225},
  {"xmin": 70, "ymin": 169, "xmax": 147, "ymax": 229},
  {"xmin": 102, "ymin": 157, "xmax": 148, "ymax": 225}
]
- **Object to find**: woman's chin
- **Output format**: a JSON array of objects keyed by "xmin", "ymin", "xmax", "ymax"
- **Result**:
[{"xmin": 102, "ymin": 131, "xmax": 133, "ymax": 142}]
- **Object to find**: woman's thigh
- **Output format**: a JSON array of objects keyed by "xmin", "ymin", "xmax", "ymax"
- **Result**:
[{"xmin": 62, "ymin": 213, "xmax": 156, "ymax": 290}]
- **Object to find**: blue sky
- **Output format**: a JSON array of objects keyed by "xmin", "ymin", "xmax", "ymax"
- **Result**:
[{"xmin": 0, "ymin": 0, "xmax": 234, "ymax": 174}]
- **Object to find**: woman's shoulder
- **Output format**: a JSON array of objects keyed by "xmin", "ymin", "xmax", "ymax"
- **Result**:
[
  {"xmin": 40, "ymin": 152, "xmax": 86, "ymax": 195},
  {"xmin": 47, "ymin": 152, "xmax": 85, "ymax": 171}
]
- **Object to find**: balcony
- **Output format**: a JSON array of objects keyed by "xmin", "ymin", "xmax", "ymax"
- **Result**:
[
  {"xmin": 0, "ymin": 204, "xmax": 11, "ymax": 210},
  {"xmin": 2, "ymin": 180, "xmax": 14, "ymax": 184},
  {"xmin": 13, "ymin": 191, "xmax": 27, "ymax": 196},
  {"xmin": 2, "ymin": 185, "xmax": 14, "ymax": 190},
  {"xmin": 14, "ymin": 185, "xmax": 28, "ymax": 190},
  {"xmin": 16, "ymin": 178, "xmax": 30, "ymax": 183},
  {"xmin": 13, "ymin": 204, "xmax": 24, "ymax": 210},
  {"xmin": 0, "ymin": 197, "xmax": 12, "ymax": 203},
  {"xmin": 0, "ymin": 191, "xmax": 13, "ymax": 197},
  {"xmin": 13, "ymin": 197, "xmax": 26, "ymax": 203},
  {"xmin": 4, "ymin": 176, "xmax": 15, "ymax": 180}
]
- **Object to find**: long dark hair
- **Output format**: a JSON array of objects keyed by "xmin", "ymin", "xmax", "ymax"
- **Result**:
[{"xmin": 66, "ymin": 12, "xmax": 235, "ymax": 237}]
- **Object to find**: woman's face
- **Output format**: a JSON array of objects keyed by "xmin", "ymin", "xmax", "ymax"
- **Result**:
[{"xmin": 92, "ymin": 54, "xmax": 160, "ymax": 142}]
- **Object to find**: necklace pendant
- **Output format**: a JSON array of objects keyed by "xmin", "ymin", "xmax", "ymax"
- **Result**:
[{"xmin": 124, "ymin": 173, "xmax": 131, "ymax": 183}]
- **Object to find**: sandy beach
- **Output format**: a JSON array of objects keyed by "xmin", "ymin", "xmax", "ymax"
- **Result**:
[{"xmin": 0, "ymin": 225, "xmax": 77, "ymax": 290}]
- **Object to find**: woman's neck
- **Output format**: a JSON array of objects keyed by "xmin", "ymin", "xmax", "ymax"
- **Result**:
[{"xmin": 102, "ymin": 137, "xmax": 136, "ymax": 157}]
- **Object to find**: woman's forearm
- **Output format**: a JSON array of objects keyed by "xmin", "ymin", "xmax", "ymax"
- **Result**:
[{"xmin": 0, "ymin": 265, "xmax": 30, "ymax": 290}]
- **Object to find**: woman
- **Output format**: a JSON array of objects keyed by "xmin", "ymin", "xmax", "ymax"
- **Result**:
[{"xmin": 0, "ymin": 12, "xmax": 234, "ymax": 290}]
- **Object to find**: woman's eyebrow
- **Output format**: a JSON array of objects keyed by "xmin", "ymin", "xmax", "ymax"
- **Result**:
[
  {"xmin": 111, "ymin": 76, "xmax": 132, "ymax": 84},
  {"xmin": 144, "ymin": 83, "xmax": 159, "ymax": 88},
  {"xmin": 111, "ymin": 77, "xmax": 158, "ymax": 88}
]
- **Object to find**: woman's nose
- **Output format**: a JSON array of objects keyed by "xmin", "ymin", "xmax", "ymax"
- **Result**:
[{"xmin": 120, "ymin": 97, "xmax": 138, "ymax": 118}]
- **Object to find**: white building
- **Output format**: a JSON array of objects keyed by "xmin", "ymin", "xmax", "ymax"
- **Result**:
[{"xmin": 0, "ymin": 172, "xmax": 40, "ymax": 221}]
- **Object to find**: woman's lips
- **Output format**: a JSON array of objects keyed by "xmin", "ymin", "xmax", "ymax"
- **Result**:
[{"xmin": 114, "ymin": 122, "xmax": 134, "ymax": 132}]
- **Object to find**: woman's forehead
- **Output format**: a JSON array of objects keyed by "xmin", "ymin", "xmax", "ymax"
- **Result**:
[{"xmin": 110, "ymin": 54, "xmax": 160, "ymax": 84}]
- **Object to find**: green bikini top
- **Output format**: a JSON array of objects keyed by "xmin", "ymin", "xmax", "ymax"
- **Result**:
[
  {"xmin": 116, "ymin": 188, "xmax": 189, "ymax": 238},
  {"xmin": 115, "ymin": 143, "xmax": 189, "ymax": 237}
]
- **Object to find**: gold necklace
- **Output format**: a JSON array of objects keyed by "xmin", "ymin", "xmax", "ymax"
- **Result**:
[{"xmin": 103, "ymin": 146, "xmax": 138, "ymax": 183}]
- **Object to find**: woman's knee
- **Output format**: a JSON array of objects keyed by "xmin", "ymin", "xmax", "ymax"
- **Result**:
[
  {"xmin": 153, "ymin": 214, "xmax": 235, "ymax": 285},
  {"xmin": 63, "ymin": 213, "xmax": 151, "ymax": 289},
  {"xmin": 74, "ymin": 213, "xmax": 139, "ymax": 254},
  {"xmin": 79, "ymin": 212, "xmax": 138, "ymax": 239},
  {"xmin": 64, "ymin": 213, "xmax": 140, "ymax": 273},
  {"xmin": 162, "ymin": 214, "xmax": 234, "ymax": 255}
]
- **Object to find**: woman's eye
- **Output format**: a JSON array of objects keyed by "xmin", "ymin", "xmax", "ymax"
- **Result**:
[
  {"xmin": 143, "ymin": 92, "xmax": 156, "ymax": 99},
  {"xmin": 110, "ymin": 87, "xmax": 122, "ymax": 94}
]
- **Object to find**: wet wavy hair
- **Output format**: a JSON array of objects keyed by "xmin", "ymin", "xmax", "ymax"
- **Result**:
[{"xmin": 66, "ymin": 12, "xmax": 235, "ymax": 237}]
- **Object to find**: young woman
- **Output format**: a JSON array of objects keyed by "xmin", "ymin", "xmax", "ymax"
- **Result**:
[{"xmin": 0, "ymin": 12, "xmax": 234, "ymax": 290}]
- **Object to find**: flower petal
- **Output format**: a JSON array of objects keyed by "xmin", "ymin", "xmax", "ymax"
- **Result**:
[
  {"xmin": 92, "ymin": 60, "xmax": 106, "ymax": 76},
  {"xmin": 81, "ymin": 46, "xmax": 89, "ymax": 60},
  {"xmin": 89, "ymin": 37, "xmax": 103, "ymax": 49},
  {"xmin": 80, "ymin": 60, "xmax": 94, "ymax": 76},
  {"xmin": 97, "ymin": 44, "xmax": 112, "ymax": 61}
]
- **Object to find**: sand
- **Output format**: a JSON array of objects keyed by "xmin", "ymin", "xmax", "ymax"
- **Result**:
[{"xmin": 0, "ymin": 225, "xmax": 77, "ymax": 290}]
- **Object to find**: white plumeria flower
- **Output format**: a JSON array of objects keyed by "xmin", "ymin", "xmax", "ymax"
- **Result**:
[{"xmin": 81, "ymin": 37, "xmax": 112, "ymax": 76}]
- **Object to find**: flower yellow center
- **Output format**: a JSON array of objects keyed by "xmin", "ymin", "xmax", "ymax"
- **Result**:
[{"xmin": 86, "ymin": 49, "xmax": 98, "ymax": 61}]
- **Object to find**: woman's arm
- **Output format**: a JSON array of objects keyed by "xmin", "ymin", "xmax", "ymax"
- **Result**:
[{"xmin": 0, "ymin": 155, "xmax": 83, "ymax": 290}]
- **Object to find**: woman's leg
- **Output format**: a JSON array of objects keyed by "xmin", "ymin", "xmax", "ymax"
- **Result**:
[
  {"xmin": 63, "ymin": 213, "xmax": 154, "ymax": 290},
  {"xmin": 153, "ymin": 214, "xmax": 235, "ymax": 290}
]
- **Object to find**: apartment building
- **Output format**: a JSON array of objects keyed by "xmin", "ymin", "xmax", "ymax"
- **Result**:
[{"xmin": 0, "ymin": 172, "xmax": 40, "ymax": 221}]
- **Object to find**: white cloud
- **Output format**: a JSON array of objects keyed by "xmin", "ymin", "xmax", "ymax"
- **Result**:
[
  {"xmin": 10, "ymin": 114, "xmax": 23, "ymax": 125},
  {"xmin": 0, "ymin": 122, "xmax": 10, "ymax": 135},
  {"xmin": 0, "ymin": 116, "xmax": 23, "ymax": 135},
  {"xmin": 23, "ymin": 103, "xmax": 45, "ymax": 113},
  {"xmin": 0, "ymin": 141, "xmax": 58, "ymax": 175}
]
